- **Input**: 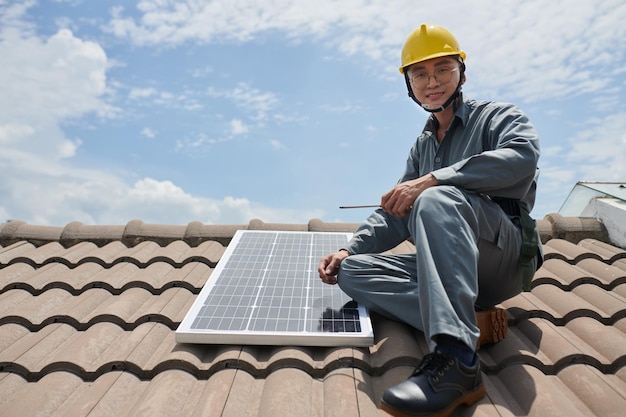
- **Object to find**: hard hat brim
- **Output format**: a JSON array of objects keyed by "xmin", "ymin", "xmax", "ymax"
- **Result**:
[{"xmin": 399, "ymin": 51, "xmax": 467, "ymax": 74}]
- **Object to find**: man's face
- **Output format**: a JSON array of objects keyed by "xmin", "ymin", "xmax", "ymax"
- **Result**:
[{"xmin": 405, "ymin": 56, "xmax": 465, "ymax": 111}]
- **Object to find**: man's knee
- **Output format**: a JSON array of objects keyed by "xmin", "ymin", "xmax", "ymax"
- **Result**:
[
  {"xmin": 411, "ymin": 186, "xmax": 474, "ymax": 230},
  {"xmin": 414, "ymin": 186, "xmax": 467, "ymax": 211},
  {"xmin": 337, "ymin": 254, "xmax": 366, "ymax": 288}
]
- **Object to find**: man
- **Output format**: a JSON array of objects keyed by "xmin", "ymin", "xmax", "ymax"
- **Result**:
[{"xmin": 318, "ymin": 24, "xmax": 542, "ymax": 417}]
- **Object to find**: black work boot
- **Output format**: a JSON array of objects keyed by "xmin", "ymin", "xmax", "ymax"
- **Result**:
[{"xmin": 380, "ymin": 352, "xmax": 485, "ymax": 417}]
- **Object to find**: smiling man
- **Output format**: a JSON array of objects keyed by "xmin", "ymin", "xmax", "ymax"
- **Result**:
[{"xmin": 319, "ymin": 24, "xmax": 542, "ymax": 417}]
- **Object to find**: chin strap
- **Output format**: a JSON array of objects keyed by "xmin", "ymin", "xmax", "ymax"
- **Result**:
[{"xmin": 404, "ymin": 63, "xmax": 465, "ymax": 113}]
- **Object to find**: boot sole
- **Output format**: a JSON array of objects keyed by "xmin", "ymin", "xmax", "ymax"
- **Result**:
[
  {"xmin": 379, "ymin": 383, "xmax": 486, "ymax": 417},
  {"xmin": 476, "ymin": 307, "xmax": 508, "ymax": 349}
]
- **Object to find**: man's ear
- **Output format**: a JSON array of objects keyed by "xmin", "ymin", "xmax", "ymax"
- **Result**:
[{"xmin": 458, "ymin": 60, "xmax": 467, "ymax": 86}]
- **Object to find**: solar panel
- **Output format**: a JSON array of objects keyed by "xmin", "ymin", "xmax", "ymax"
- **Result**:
[{"xmin": 176, "ymin": 230, "xmax": 373, "ymax": 346}]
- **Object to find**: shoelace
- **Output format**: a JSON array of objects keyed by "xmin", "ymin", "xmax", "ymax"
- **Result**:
[{"xmin": 414, "ymin": 352, "xmax": 455, "ymax": 382}]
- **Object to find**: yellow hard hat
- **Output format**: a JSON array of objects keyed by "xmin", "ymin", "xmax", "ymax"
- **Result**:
[{"xmin": 399, "ymin": 24, "xmax": 466, "ymax": 74}]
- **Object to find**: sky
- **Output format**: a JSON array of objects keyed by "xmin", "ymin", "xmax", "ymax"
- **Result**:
[{"xmin": 1, "ymin": 0, "xmax": 625, "ymax": 227}]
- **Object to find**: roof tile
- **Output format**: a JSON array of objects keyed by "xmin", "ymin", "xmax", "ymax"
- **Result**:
[
  {"xmin": 556, "ymin": 365, "xmax": 626, "ymax": 417},
  {"xmin": 0, "ymin": 218, "xmax": 625, "ymax": 416},
  {"xmin": 565, "ymin": 317, "xmax": 626, "ymax": 364},
  {"xmin": 543, "ymin": 238, "xmax": 599, "ymax": 262}
]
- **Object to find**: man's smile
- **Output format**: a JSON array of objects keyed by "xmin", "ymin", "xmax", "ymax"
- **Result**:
[{"xmin": 425, "ymin": 91, "xmax": 445, "ymax": 100}]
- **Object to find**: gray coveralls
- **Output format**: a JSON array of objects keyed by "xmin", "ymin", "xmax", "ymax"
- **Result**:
[{"xmin": 338, "ymin": 95, "xmax": 541, "ymax": 351}]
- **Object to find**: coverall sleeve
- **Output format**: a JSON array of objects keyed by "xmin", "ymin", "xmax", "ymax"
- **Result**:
[
  {"xmin": 343, "ymin": 208, "xmax": 411, "ymax": 255},
  {"xmin": 430, "ymin": 104, "xmax": 540, "ymax": 201}
]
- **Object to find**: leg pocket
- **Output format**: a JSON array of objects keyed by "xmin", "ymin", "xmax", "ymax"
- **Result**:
[{"xmin": 476, "ymin": 215, "xmax": 523, "ymax": 308}]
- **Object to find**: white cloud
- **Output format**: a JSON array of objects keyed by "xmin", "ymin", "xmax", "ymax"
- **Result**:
[
  {"xmin": 0, "ymin": 0, "xmax": 37, "ymax": 32},
  {"xmin": 534, "ymin": 110, "xmax": 626, "ymax": 217},
  {"xmin": 0, "ymin": 28, "xmax": 112, "ymax": 122},
  {"xmin": 175, "ymin": 118, "xmax": 250, "ymax": 155},
  {"xmin": 141, "ymin": 127, "xmax": 157, "ymax": 139},
  {"xmin": 0, "ymin": 2, "xmax": 320, "ymax": 226},
  {"xmin": 566, "ymin": 112, "xmax": 626, "ymax": 180},
  {"xmin": 58, "ymin": 138, "xmax": 82, "ymax": 158},
  {"xmin": 460, "ymin": 1, "xmax": 626, "ymax": 102},
  {"xmin": 129, "ymin": 87, "xmax": 158, "ymax": 100},
  {"xmin": 191, "ymin": 65, "xmax": 214, "ymax": 78},
  {"xmin": 106, "ymin": 0, "xmax": 626, "ymax": 105},
  {"xmin": 0, "ymin": 11, "xmax": 112, "ymax": 163},
  {"xmin": 320, "ymin": 103, "xmax": 361, "ymax": 113},
  {"xmin": 127, "ymin": 86, "xmax": 204, "ymax": 111},
  {"xmin": 176, "ymin": 132, "xmax": 250, "ymax": 155},
  {"xmin": 0, "ymin": 123, "xmax": 35, "ymax": 145},
  {"xmin": 208, "ymin": 82, "xmax": 280, "ymax": 120},
  {"xmin": 230, "ymin": 118, "xmax": 249, "ymax": 135},
  {"xmin": 269, "ymin": 139, "xmax": 285, "ymax": 150},
  {"xmin": 1, "ymin": 164, "xmax": 322, "ymax": 225}
]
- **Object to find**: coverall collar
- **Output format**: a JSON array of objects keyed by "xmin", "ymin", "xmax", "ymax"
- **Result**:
[{"xmin": 425, "ymin": 93, "xmax": 471, "ymax": 133}]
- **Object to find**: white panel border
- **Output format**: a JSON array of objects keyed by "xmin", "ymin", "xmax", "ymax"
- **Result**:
[{"xmin": 175, "ymin": 230, "xmax": 373, "ymax": 347}]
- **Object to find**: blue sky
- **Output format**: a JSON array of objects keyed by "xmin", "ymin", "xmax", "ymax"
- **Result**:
[{"xmin": 1, "ymin": 0, "xmax": 625, "ymax": 226}]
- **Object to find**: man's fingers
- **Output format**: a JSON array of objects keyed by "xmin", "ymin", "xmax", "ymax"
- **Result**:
[
  {"xmin": 325, "ymin": 258, "xmax": 339, "ymax": 274},
  {"xmin": 318, "ymin": 255, "xmax": 341, "ymax": 285},
  {"xmin": 319, "ymin": 251, "xmax": 350, "ymax": 285},
  {"xmin": 324, "ymin": 276, "xmax": 338, "ymax": 285}
]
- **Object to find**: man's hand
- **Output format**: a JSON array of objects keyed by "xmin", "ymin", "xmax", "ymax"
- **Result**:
[
  {"xmin": 381, "ymin": 174, "xmax": 438, "ymax": 216},
  {"xmin": 318, "ymin": 250, "xmax": 350, "ymax": 285}
]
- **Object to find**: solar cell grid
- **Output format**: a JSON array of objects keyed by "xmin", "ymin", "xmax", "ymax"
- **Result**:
[{"xmin": 176, "ymin": 231, "xmax": 373, "ymax": 346}]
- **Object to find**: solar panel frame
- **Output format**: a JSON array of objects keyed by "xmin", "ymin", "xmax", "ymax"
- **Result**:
[{"xmin": 176, "ymin": 230, "xmax": 373, "ymax": 346}]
